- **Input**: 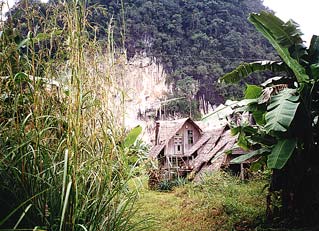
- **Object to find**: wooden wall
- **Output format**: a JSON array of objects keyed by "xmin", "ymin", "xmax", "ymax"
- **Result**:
[{"xmin": 165, "ymin": 121, "xmax": 201, "ymax": 156}]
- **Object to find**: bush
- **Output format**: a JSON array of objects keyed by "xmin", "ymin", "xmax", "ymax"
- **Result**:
[{"xmin": 157, "ymin": 177, "xmax": 189, "ymax": 191}]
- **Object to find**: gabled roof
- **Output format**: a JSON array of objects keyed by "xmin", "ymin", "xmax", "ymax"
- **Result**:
[
  {"xmin": 157, "ymin": 117, "xmax": 202, "ymax": 145},
  {"xmin": 197, "ymin": 127, "xmax": 226, "ymax": 157},
  {"xmin": 184, "ymin": 126, "xmax": 226, "ymax": 157},
  {"xmin": 149, "ymin": 118, "xmax": 203, "ymax": 158}
]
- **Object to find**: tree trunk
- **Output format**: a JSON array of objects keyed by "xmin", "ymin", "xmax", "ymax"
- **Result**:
[{"xmin": 270, "ymin": 148, "xmax": 319, "ymax": 227}]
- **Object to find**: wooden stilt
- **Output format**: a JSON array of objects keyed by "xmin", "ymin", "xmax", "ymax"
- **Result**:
[{"xmin": 240, "ymin": 163, "xmax": 244, "ymax": 180}]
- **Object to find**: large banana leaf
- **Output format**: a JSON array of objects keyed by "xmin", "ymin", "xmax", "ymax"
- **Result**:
[
  {"xmin": 244, "ymin": 84, "xmax": 263, "ymax": 99},
  {"xmin": 219, "ymin": 61, "xmax": 287, "ymax": 83},
  {"xmin": 252, "ymin": 12, "xmax": 303, "ymax": 47},
  {"xmin": 265, "ymin": 88, "xmax": 299, "ymax": 133},
  {"xmin": 230, "ymin": 148, "xmax": 270, "ymax": 164},
  {"xmin": 249, "ymin": 12, "xmax": 309, "ymax": 83},
  {"xmin": 202, "ymin": 99, "xmax": 257, "ymax": 121},
  {"xmin": 123, "ymin": 125, "xmax": 142, "ymax": 148},
  {"xmin": 267, "ymin": 138, "xmax": 297, "ymax": 169}
]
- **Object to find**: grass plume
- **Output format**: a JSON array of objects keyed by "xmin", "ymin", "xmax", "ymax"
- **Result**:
[{"xmin": 0, "ymin": 1, "xmax": 148, "ymax": 230}]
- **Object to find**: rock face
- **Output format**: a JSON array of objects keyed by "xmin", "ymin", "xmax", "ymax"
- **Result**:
[
  {"xmin": 125, "ymin": 55, "xmax": 170, "ymax": 119},
  {"xmin": 118, "ymin": 54, "xmax": 215, "ymax": 144},
  {"xmin": 121, "ymin": 54, "xmax": 171, "ymax": 144}
]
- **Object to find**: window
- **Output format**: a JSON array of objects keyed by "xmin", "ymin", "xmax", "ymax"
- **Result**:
[
  {"xmin": 174, "ymin": 134, "xmax": 182, "ymax": 154},
  {"xmin": 188, "ymin": 130, "xmax": 193, "ymax": 145}
]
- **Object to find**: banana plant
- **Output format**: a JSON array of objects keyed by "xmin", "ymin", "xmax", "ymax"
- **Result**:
[
  {"xmin": 219, "ymin": 11, "xmax": 319, "ymax": 170},
  {"xmin": 219, "ymin": 11, "xmax": 319, "ymax": 223}
]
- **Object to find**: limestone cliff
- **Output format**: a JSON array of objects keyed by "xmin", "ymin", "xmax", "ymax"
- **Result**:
[{"xmin": 120, "ymin": 55, "xmax": 171, "ymax": 144}]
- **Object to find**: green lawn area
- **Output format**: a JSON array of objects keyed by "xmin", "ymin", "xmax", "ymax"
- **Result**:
[{"xmin": 131, "ymin": 172, "xmax": 267, "ymax": 231}]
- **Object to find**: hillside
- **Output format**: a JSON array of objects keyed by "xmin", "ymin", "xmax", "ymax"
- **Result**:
[
  {"xmin": 6, "ymin": 0, "xmax": 278, "ymax": 118},
  {"xmin": 89, "ymin": 0, "xmax": 278, "ymax": 111}
]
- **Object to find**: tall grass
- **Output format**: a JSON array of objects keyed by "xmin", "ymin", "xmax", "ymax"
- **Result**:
[
  {"xmin": 0, "ymin": 0, "xmax": 148, "ymax": 230},
  {"xmin": 189, "ymin": 171, "xmax": 267, "ymax": 229}
]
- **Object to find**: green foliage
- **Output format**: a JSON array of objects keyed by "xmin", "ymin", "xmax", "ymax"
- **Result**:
[
  {"xmin": 231, "ymin": 148, "xmax": 270, "ymax": 164},
  {"xmin": 86, "ymin": 0, "xmax": 276, "ymax": 106},
  {"xmin": 132, "ymin": 172, "xmax": 267, "ymax": 231},
  {"xmin": 218, "ymin": 12, "xmax": 314, "ymax": 170},
  {"xmin": 191, "ymin": 172, "xmax": 267, "ymax": 229},
  {"xmin": 157, "ymin": 179, "xmax": 174, "ymax": 192},
  {"xmin": 164, "ymin": 76, "xmax": 201, "ymax": 118},
  {"xmin": 165, "ymin": 97, "xmax": 201, "ymax": 119},
  {"xmin": 308, "ymin": 35, "xmax": 319, "ymax": 65},
  {"xmin": 0, "ymin": 1, "xmax": 149, "ymax": 230},
  {"xmin": 124, "ymin": 125, "xmax": 142, "ymax": 148},
  {"xmin": 264, "ymin": 88, "xmax": 300, "ymax": 133},
  {"xmin": 175, "ymin": 76, "xmax": 199, "ymax": 98},
  {"xmin": 157, "ymin": 177, "xmax": 188, "ymax": 192},
  {"xmin": 8, "ymin": 0, "xmax": 279, "ymax": 118},
  {"xmin": 219, "ymin": 11, "xmax": 319, "ymax": 225},
  {"xmin": 244, "ymin": 84, "xmax": 263, "ymax": 99},
  {"xmin": 249, "ymin": 12, "xmax": 309, "ymax": 83},
  {"xmin": 220, "ymin": 61, "xmax": 287, "ymax": 84},
  {"xmin": 267, "ymin": 138, "xmax": 297, "ymax": 169}
]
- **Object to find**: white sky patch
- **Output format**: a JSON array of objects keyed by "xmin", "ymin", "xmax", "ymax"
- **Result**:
[
  {"xmin": 2, "ymin": 0, "xmax": 18, "ymax": 12},
  {"xmin": 1, "ymin": 0, "xmax": 48, "ymax": 19},
  {"xmin": 263, "ymin": 0, "xmax": 319, "ymax": 45}
]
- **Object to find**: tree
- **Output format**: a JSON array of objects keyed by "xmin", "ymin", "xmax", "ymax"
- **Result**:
[
  {"xmin": 176, "ymin": 76, "xmax": 199, "ymax": 118},
  {"xmin": 219, "ymin": 11, "xmax": 319, "ymax": 226},
  {"xmin": 85, "ymin": 0, "xmax": 277, "ymax": 107},
  {"xmin": 8, "ymin": 0, "xmax": 278, "ymax": 115},
  {"xmin": 165, "ymin": 76, "xmax": 200, "ymax": 119}
]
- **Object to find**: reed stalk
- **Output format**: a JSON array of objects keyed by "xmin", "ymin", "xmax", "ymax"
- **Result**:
[{"xmin": 0, "ymin": 1, "xmax": 149, "ymax": 230}]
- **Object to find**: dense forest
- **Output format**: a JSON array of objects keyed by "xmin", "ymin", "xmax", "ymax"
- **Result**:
[
  {"xmin": 8, "ymin": 0, "xmax": 278, "ymax": 116},
  {"xmin": 89, "ymin": 0, "xmax": 278, "ymax": 110}
]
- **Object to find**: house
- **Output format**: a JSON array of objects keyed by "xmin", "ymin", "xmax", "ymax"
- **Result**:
[
  {"xmin": 149, "ymin": 117, "xmax": 256, "ymax": 181},
  {"xmin": 149, "ymin": 118, "xmax": 203, "ymax": 179}
]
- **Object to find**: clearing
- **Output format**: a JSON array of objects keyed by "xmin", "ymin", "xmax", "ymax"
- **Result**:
[{"xmin": 131, "ymin": 172, "xmax": 267, "ymax": 231}]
